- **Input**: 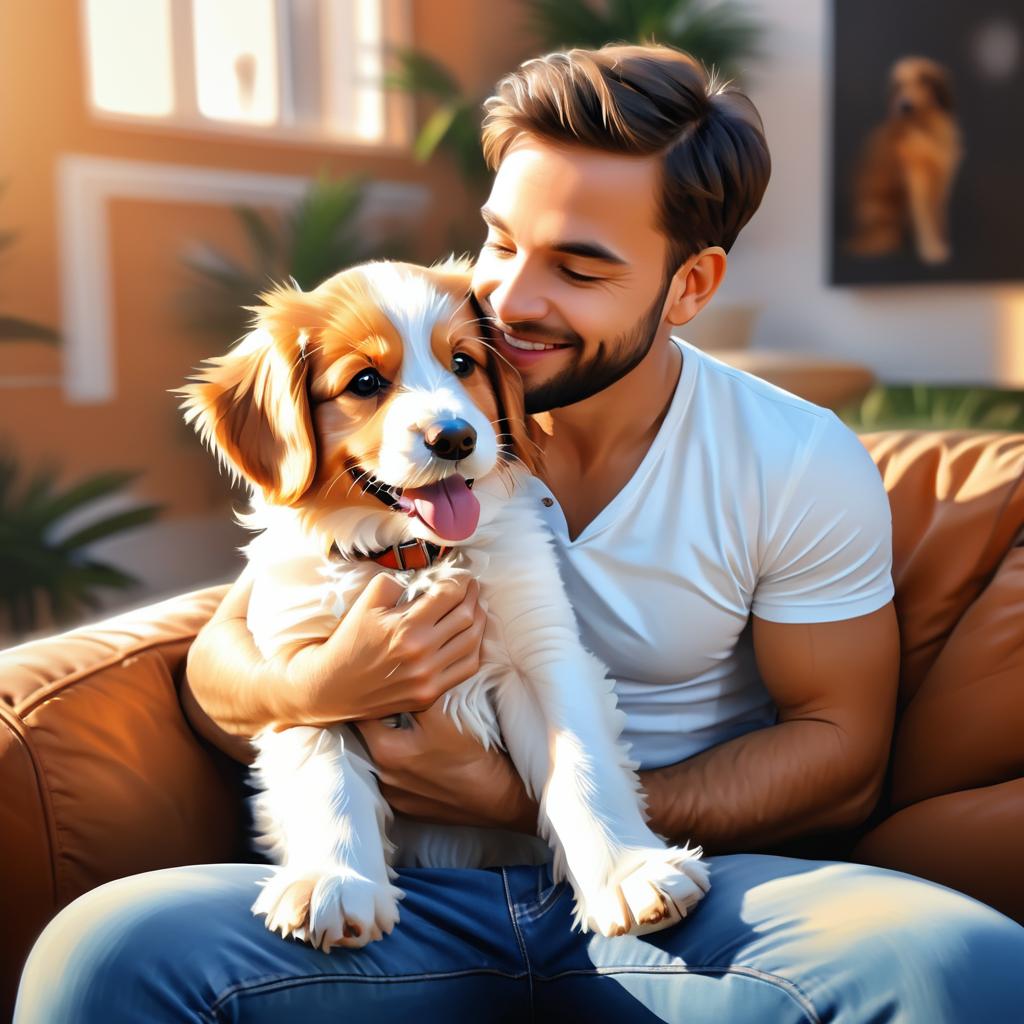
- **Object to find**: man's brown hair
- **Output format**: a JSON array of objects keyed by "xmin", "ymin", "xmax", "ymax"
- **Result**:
[{"xmin": 481, "ymin": 44, "xmax": 771, "ymax": 278}]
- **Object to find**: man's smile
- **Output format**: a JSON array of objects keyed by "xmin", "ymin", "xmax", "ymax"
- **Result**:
[{"xmin": 494, "ymin": 331, "xmax": 574, "ymax": 369}]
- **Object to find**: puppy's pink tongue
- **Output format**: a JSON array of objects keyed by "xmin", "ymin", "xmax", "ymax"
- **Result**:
[{"xmin": 402, "ymin": 475, "xmax": 479, "ymax": 541}]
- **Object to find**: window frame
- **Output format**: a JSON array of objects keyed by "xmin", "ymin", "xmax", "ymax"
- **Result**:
[{"xmin": 78, "ymin": 0, "xmax": 412, "ymax": 151}]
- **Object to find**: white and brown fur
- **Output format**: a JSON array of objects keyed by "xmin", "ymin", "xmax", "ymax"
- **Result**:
[
  {"xmin": 848, "ymin": 56, "xmax": 963, "ymax": 265},
  {"xmin": 178, "ymin": 258, "xmax": 708, "ymax": 952}
]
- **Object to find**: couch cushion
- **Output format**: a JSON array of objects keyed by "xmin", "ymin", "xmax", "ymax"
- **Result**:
[
  {"xmin": 860, "ymin": 431, "xmax": 1024, "ymax": 705},
  {"xmin": 888, "ymin": 545, "xmax": 1024, "ymax": 809},
  {"xmin": 853, "ymin": 777, "xmax": 1024, "ymax": 924}
]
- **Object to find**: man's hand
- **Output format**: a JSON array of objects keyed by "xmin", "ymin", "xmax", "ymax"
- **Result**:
[
  {"xmin": 278, "ymin": 573, "xmax": 489, "ymax": 725},
  {"xmin": 358, "ymin": 702, "xmax": 539, "ymax": 833},
  {"xmin": 182, "ymin": 569, "xmax": 489, "ymax": 759}
]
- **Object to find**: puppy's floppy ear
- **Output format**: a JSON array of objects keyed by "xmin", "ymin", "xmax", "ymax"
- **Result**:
[{"xmin": 176, "ymin": 304, "xmax": 316, "ymax": 505}]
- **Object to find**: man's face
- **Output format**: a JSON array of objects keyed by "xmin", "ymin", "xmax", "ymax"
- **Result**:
[{"xmin": 472, "ymin": 139, "xmax": 677, "ymax": 414}]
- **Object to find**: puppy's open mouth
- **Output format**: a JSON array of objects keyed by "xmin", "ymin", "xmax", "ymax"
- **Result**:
[{"xmin": 348, "ymin": 467, "xmax": 478, "ymax": 541}]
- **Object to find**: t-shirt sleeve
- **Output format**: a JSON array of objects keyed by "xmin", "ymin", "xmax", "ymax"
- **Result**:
[{"xmin": 751, "ymin": 414, "xmax": 894, "ymax": 624}]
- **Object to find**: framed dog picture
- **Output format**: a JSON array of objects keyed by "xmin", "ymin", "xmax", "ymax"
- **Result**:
[{"xmin": 830, "ymin": 2, "xmax": 1024, "ymax": 285}]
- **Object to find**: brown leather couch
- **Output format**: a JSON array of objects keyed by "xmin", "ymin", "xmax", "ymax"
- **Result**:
[{"xmin": 2, "ymin": 429, "xmax": 1023, "ymax": 1019}]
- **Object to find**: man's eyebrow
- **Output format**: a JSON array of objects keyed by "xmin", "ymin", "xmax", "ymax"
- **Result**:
[{"xmin": 480, "ymin": 206, "xmax": 628, "ymax": 266}]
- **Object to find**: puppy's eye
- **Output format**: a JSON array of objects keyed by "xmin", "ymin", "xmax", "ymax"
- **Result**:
[
  {"xmin": 346, "ymin": 369, "xmax": 387, "ymax": 398},
  {"xmin": 451, "ymin": 353, "xmax": 474, "ymax": 378}
]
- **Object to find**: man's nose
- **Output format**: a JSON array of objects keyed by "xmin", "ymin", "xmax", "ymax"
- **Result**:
[{"xmin": 483, "ymin": 259, "xmax": 548, "ymax": 326}]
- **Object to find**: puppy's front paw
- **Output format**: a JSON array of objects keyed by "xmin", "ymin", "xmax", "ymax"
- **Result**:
[
  {"xmin": 579, "ymin": 845, "xmax": 710, "ymax": 938},
  {"xmin": 253, "ymin": 867, "xmax": 403, "ymax": 951}
]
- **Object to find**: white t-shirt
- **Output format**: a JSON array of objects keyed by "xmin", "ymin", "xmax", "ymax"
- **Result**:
[{"xmin": 524, "ymin": 336, "xmax": 894, "ymax": 770}]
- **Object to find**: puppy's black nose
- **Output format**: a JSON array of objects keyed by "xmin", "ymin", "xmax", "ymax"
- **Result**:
[{"xmin": 424, "ymin": 419, "xmax": 476, "ymax": 461}]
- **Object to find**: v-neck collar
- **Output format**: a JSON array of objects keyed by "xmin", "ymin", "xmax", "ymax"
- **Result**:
[{"xmin": 538, "ymin": 336, "xmax": 699, "ymax": 547}]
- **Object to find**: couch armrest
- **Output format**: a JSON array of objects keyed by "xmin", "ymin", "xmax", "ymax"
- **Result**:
[{"xmin": 0, "ymin": 585, "xmax": 251, "ymax": 1017}]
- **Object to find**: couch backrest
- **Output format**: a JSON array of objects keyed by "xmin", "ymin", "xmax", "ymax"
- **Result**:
[
  {"xmin": 860, "ymin": 431, "xmax": 1024, "ymax": 706},
  {"xmin": 860, "ymin": 432, "xmax": 1024, "ymax": 815}
]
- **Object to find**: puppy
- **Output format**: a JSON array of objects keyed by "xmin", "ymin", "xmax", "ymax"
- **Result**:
[
  {"xmin": 847, "ymin": 56, "xmax": 963, "ymax": 265},
  {"xmin": 178, "ymin": 259, "xmax": 709, "ymax": 951}
]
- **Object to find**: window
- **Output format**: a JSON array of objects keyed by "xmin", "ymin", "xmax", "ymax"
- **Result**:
[{"xmin": 81, "ymin": 0, "xmax": 408, "ymax": 146}]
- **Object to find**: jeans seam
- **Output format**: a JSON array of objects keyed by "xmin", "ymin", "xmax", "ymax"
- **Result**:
[
  {"xmin": 209, "ymin": 967, "xmax": 528, "ymax": 1019},
  {"xmin": 501, "ymin": 867, "xmax": 535, "ymax": 1022},
  {"xmin": 512, "ymin": 880, "xmax": 564, "ymax": 924},
  {"xmin": 535, "ymin": 964, "xmax": 821, "ymax": 1024}
]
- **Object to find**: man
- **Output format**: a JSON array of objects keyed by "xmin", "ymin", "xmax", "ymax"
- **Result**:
[{"xmin": 16, "ymin": 44, "xmax": 1024, "ymax": 1023}]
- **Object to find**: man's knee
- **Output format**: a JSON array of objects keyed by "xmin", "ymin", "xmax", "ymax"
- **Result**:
[
  {"xmin": 767, "ymin": 862, "xmax": 1024, "ymax": 1020},
  {"xmin": 15, "ymin": 866, "xmax": 254, "ymax": 1023}
]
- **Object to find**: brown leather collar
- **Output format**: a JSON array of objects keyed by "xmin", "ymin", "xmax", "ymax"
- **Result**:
[{"xmin": 331, "ymin": 538, "xmax": 452, "ymax": 571}]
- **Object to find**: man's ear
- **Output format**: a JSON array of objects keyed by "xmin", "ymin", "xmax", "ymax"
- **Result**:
[
  {"xmin": 665, "ymin": 246, "xmax": 728, "ymax": 326},
  {"xmin": 175, "ymin": 316, "xmax": 316, "ymax": 505}
]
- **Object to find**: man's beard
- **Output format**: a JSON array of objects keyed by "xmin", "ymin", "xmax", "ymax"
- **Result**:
[{"xmin": 520, "ymin": 283, "xmax": 670, "ymax": 414}]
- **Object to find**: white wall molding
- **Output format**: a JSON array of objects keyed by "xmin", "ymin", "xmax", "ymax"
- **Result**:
[{"xmin": 56, "ymin": 154, "xmax": 428, "ymax": 403}]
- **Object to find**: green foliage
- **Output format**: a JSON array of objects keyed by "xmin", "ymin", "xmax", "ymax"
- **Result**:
[
  {"xmin": 0, "ymin": 315, "xmax": 59, "ymax": 343},
  {"xmin": 840, "ymin": 385, "xmax": 1024, "ymax": 433},
  {"xmin": 180, "ymin": 174, "xmax": 407, "ymax": 339},
  {"xmin": 527, "ymin": 0, "xmax": 762, "ymax": 79},
  {"xmin": 0, "ymin": 458, "xmax": 162, "ymax": 636},
  {"xmin": 387, "ymin": 0, "xmax": 763, "ymax": 200},
  {"xmin": 387, "ymin": 50, "xmax": 491, "ymax": 186}
]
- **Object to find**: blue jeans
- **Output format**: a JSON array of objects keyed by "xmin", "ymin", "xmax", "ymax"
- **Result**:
[{"xmin": 15, "ymin": 854, "xmax": 1024, "ymax": 1022}]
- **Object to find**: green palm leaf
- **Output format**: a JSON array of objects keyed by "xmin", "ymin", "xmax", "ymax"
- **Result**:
[
  {"xmin": 180, "ymin": 174, "xmax": 406, "ymax": 339},
  {"xmin": 415, "ymin": 103, "xmax": 464, "ymax": 163},
  {"xmin": 527, "ymin": 0, "xmax": 762, "ymax": 78},
  {"xmin": 526, "ymin": 0, "xmax": 606, "ymax": 49},
  {"xmin": 0, "ymin": 315, "xmax": 60, "ymax": 344},
  {"xmin": 56, "ymin": 505, "xmax": 162, "ymax": 552},
  {"xmin": 385, "ymin": 49, "xmax": 462, "ymax": 100},
  {"xmin": 24, "ymin": 469, "xmax": 140, "ymax": 525},
  {"xmin": 235, "ymin": 207, "xmax": 280, "ymax": 276},
  {"xmin": 1, "ymin": 186, "xmax": 61, "ymax": 343},
  {"xmin": 0, "ymin": 458, "xmax": 162, "ymax": 635},
  {"xmin": 288, "ymin": 175, "xmax": 366, "ymax": 289},
  {"xmin": 840, "ymin": 386, "xmax": 1024, "ymax": 432}
]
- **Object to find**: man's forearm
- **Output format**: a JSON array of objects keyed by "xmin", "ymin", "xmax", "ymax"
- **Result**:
[
  {"xmin": 640, "ymin": 718, "xmax": 884, "ymax": 854},
  {"xmin": 182, "ymin": 614, "xmax": 307, "ymax": 761}
]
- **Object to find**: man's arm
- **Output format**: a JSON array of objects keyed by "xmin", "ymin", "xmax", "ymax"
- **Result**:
[
  {"xmin": 640, "ymin": 602, "xmax": 900, "ymax": 852},
  {"xmin": 181, "ymin": 567, "xmax": 488, "ymax": 763},
  {"xmin": 180, "ymin": 569, "xmax": 281, "ymax": 765},
  {"xmin": 359, "ymin": 603, "xmax": 900, "ymax": 850}
]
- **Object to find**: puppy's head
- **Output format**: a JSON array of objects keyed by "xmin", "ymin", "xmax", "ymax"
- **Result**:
[
  {"xmin": 888, "ymin": 57, "xmax": 954, "ymax": 117},
  {"xmin": 177, "ymin": 259, "xmax": 538, "ymax": 551}
]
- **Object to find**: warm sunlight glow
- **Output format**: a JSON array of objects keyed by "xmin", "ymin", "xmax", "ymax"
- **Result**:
[
  {"xmin": 354, "ymin": 0, "xmax": 385, "ymax": 140},
  {"xmin": 322, "ymin": 0, "xmax": 385, "ymax": 141},
  {"xmin": 85, "ymin": 0, "xmax": 174, "ymax": 117},
  {"xmin": 998, "ymin": 290, "xmax": 1024, "ymax": 386},
  {"xmin": 192, "ymin": 0, "xmax": 279, "ymax": 126}
]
